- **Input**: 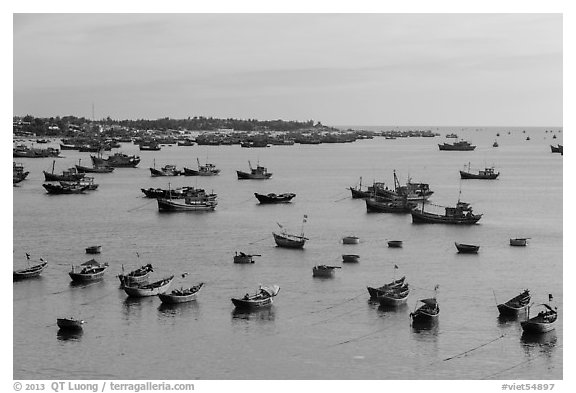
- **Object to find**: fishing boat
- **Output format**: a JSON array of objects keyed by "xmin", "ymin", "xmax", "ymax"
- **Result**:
[
  {"xmin": 150, "ymin": 164, "xmax": 182, "ymax": 177},
  {"xmin": 342, "ymin": 236, "xmax": 360, "ymax": 244},
  {"xmin": 90, "ymin": 152, "xmax": 140, "ymax": 168},
  {"xmin": 410, "ymin": 298, "xmax": 440, "ymax": 323},
  {"xmin": 365, "ymin": 197, "xmax": 416, "ymax": 213},
  {"xmin": 237, "ymin": 161, "xmax": 272, "ymax": 179},
  {"xmin": 510, "ymin": 238, "xmax": 529, "ymax": 246},
  {"xmin": 446, "ymin": 133, "xmax": 458, "ymax": 138},
  {"xmin": 141, "ymin": 186, "xmax": 214, "ymax": 200},
  {"xmin": 411, "ymin": 200, "xmax": 482, "ymax": 225},
  {"xmin": 43, "ymin": 183, "xmax": 89, "ymax": 194},
  {"xmin": 459, "ymin": 163, "xmax": 500, "ymax": 179},
  {"xmin": 231, "ymin": 285, "xmax": 280, "ymax": 309},
  {"xmin": 254, "ymin": 192, "xmax": 296, "ymax": 204},
  {"xmin": 123, "ymin": 275, "xmax": 175, "ymax": 297},
  {"xmin": 367, "ymin": 276, "xmax": 406, "ymax": 299},
  {"xmin": 85, "ymin": 245, "xmax": 102, "ymax": 254},
  {"xmin": 497, "ymin": 289, "xmax": 531, "ymax": 316},
  {"xmin": 233, "ymin": 252, "xmax": 260, "ymax": 264},
  {"xmin": 13, "ymin": 145, "xmax": 60, "ymax": 158},
  {"xmin": 118, "ymin": 263, "xmax": 154, "ymax": 287},
  {"xmin": 43, "ymin": 161, "xmax": 85, "ymax": 182},
  {"xmin": 57, "ymin": 317, "xmax": 85, "ymax": 330},
  {"xmin": 60, "ymin": 176, "xmax": 99, "ymax": 191},
  {"xmin": 273, "ymin": 216, "xmax": 308, "ymax": 249},
  {"xmin": 139, "ymin": 141, "xmax": 161, "ymax": 151},
  {"xmin": 550, "ymin": 145, "xmax": 561, "ymax": 153},
  {"xmin": 375, "ymin": 171, "xmax": 433, "ymax": 202},
  {"xmin": 69, "ymin": 259, "xmax": 109, "ymax": 282},
  {"xmin": 13, "ymin": 162, "xmax": 29, "ymax": 184},
  {"xmin": 342, "ymin": 254, "xmax": 360, "ymax": 263},
  {"xmin": 13, "ymin": 255, "xmax": 48, "ymax": 280},
  {"xmin": 157, "ymin": 196, "xmax": 217, "ymax": 211},
  {"xmin": 521, "ymin": 302, "xmax": 557, "ymax": 333},
  {"xmin": 182, "ymin": 158, "xmax": 221, "ymax": 176},
  {"xmin": 438, "ymin": 140, "xmax": 476, "ymax": 151},
  {"xmin": 312, "ymin": 265, "xmax": 341, "ymax": 277},
  {"xmin": 348, "ymin": 177, "xmax": 376, "ymax": 198},
  {"xmin": 455, "ymin": 242, "xmax": 480, "ymax": 253},
  {"xmin": 387, "ymin": 240, "xmax": 403, "ymax": 248},
  {"xmin": 158, "ymin": 283, "xmax": 204, "ymax": 304},
  {"xmin": 377, "ymin": 284, "xmax": 410, "ymax": 307},
  {"xmin": 75, "ymin": 164, "xmax": 114, "ymax": 173}
]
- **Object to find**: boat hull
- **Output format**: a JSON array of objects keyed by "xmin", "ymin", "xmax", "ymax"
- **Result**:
[
  {"xmin": 411, "ymin": 210, "xmax": 482, "ymax": 224},
  {"xmin": 273, "ymin": 233, "xmax": 306, "ymax": 248},
  {"xmin": 57, "ymin": 318, "xmax": 84, "ymax": 330},
  {"xmin": 123, "ymin": 277, "xmax": 174, "ymax": 297},
  {"xmin": 233, "ymin": 256, "xmax": 254, "ymax": 264},
  {"xmin": 377, "ymin": 293, "xmax": 409, "ymax": 307},
  {"xmin": 231, "ymin": 297, "xmax": 273, "ymax": 308},
  {"xmin": 497, "ymin": 303, "xmax": 529, "ymax": 316},
  {"xmin": 521, "ymin": 320, "xmax": 556, "ymax": 333},
  {"xmin": 75, "ymin": 165, "xmax": 114, "ymax": 173},
  {"xmin": 43, "ymin": 171, "xmax": 85, "ymax": 182},
  {"xmin": 13, "ymin": 262, "xmax": 48, "ymax": 280},
  {"xmin": 69, "ymin": 269, "xmax": 106, "ymax": 282},
  {"xmin": 157, "ymin": 198, "xmax": 216, "ymax": 211},
  {"xmin": 342, "ymin": 236, "xmax": 360, "ymax": 244},
  {"xmin": 85, "ymin": 246, "xmax": 102, "ymax": 254},
  {"xmin": 459, "ymin": 171, "xmax": 499, "ymax": 180},
  {"xmin": 342, "ymin": 254, "xmax": 360, "ymax": 263},
  {"xmin": 312, "ymin": 266, "xmax": 338, "ymax": 278},
  {"xmin": 387, "ymin": 240, "xmax": 403, "ymax": 248},
  {"xmin": 510, "ymin": 238, "xmax": 528, "ymax": 246},
  {"xmin": 455, "ymin": 242, "xmax": 480, "ymax": 253},
  {"xmin": 236, "ymin": 170, "xmax": 272, "ymax": 180},
  {"xmin": 158, "ymin": 284, "xmax": 203, "ymax": 304},
  {"xmin": 254, "ymin": 193, "xmax": 296, "ymax": 203},
  {"xmin": 410, "ymin": 310, "xmax": 439, "ymax": 323},
  {"xmin": 366, "ymin": 198, "xmax": 415, "ymax": 213}
]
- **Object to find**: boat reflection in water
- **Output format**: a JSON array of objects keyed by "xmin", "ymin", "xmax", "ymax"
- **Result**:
[
  {"xmin": 158, "ymin": 301, "xmax": 200, "ymax": 318},
  {"xmin": 57, "ymin": 329, "xmax": 84, "ymax": 342},
  {"xmin": 232, "ymin": 306, "xmax": 276, "ymax": 323}
]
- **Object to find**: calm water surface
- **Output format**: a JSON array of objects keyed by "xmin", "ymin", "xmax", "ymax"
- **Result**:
[{"xmin": 13, "ymin": 127, "xmax": 562, "ymax": 379}]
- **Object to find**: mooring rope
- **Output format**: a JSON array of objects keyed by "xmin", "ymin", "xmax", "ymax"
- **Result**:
[{"xmin": 442, "ymin": 334, "xmax": 506, "ymax": 361}]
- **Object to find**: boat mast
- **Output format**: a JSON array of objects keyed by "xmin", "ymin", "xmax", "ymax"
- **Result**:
[{"xmin": 52, "ymin": 160, "xmax": 55, "ymax": 174}]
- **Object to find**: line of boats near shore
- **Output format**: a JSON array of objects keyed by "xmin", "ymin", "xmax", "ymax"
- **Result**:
[{"xmin": 15, "ymin": 250, "xmax": 558, "ymax": 335}]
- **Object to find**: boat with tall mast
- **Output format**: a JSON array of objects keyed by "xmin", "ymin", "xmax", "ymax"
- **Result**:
[
  {"xmin": 459, "ymin": 163, "xmax": 500, "ymax": 179},
  {"xmin": 273, "ymin": 215, "xmax": 309, "ymax": 249},
  {"xmin": 183, "ymin": 158, "xmax": 221, "ymax": 176},
  {"xmin": 237, "ymin": 161, "xmax": 272, "ymax": 180}
]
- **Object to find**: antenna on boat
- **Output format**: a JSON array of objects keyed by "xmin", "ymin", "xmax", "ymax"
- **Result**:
[{"xmin": 301, "ymin": 214, "xmax": 308, "ymax": 237}]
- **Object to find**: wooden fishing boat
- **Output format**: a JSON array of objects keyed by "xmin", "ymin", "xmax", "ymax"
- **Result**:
[
  {"xmin": 254, "ymin": 192, "xmax": 296, "ymax": 204},
  {"xmin": 367, "ymin": 276, "xmax": 406, "ymax": 299},
  {"xmin": 13, "ymin": 259, "xmax": 48, "ymax": 280},
  {"xmin": 90, "ymin": 153, "xmax": 140, "ymax": 168},
  {"xmin": 123, "ymin": 275, "xmax": 175, "ymax": 297},
  {"xmin": 410, "ymin": 298, "xmax": 439, "ymax": 323},
  {"xmin": 375, "ymin": 171, "xmax": 434, "ymax": 202},
  {"xmin": 61, "ymin": 177, "xmax": 99, "ymax": 191},
  {"xmin": 157, "ymin": 197, "xmax": 217, "ymax": 211},
  {"xmin": 510, "ymin": 238, "xmax": 529, "ymax": 246},
  {"xmin": 348, "ymin": 177, "xmax": 377, "ymax": 198},
  {"xmin": 182, "ymin": 158, "xmax": 220, "ymax": 176},
  {"xmin": 43, "ymin": 161, "xmax": 85, "ymax": 182},
  {"xmin": 273, "ymin": 216, "xmax": 308, "ymax": 248},
  {"xmin": 459, "ymin": 163, "xmax": 500, "ymax": 179},
  {"xmin": 438, "ymin": 140, "xmax": 476, "ymax": 151},
  {"xmin": 342, "ymin": 236, "xmax": 360, "ymax": 244},
  {"xmin": 118, "ymin": 264, "xmax": 154, "ymax": 287},
  {"xmin": 13, "ymin": 162, "xmax": 29, "ymax": 184},
  {"xmin": 377, "ymin": 284, "xmax": 410, "ymax": 307},
  {"xmin": 141, "ymin": 186, "xmax": 213, "ymax": 199},
  {"xmin": 312, "ymin": 265, "xmax": 341, "ymax": 277},
  {"xmin": 521, "ymin": 304, "xmax": 557, "ymax": 333},
  {"xmin": 233, "ymin": 252, "xmax": 260, "ymax": 264},
  {"xmin": 158, "ymin": 283, "xmax": 204, "ymax": 304},
  {"xmin": 387, "ymin": 240, "xmax": 403, "ymax": 248},
  {"xmin": 237, "ymin": 161, "xmax": 272, "ymax": 179},
  {"xmin": 75, "ymin": 164, "xmax": 114, "ymax": 173},
  {"xmin": 411, "ymin": 201, "xmax": 482, "ymax": 225},
  {"xmin": 43, "ymin": 183, "xmax": 89, "ymax": 194},
  {"xmin": 342, "ymin": 254, "xmax": 360, "ymax": 263},
  {"xmin": 69, "ymin": 259, "xmax": 108, "ymax": 282},
  {"xmin": 57, "ymin": 317, "xmax": 85, "ymax": 330},
  {"xmin": 85, "ymin": 245, "xmax": 102, "ymax": 254},
  {"xmin": 150, "ymin": 164, "xmax": 182, "ymax": 177},
  {"xmin": 13, "ymin": 145, "xmax": 60, "ymax": 158},
  {"xmin": 231, "ymin": 285, "xmax": 280, "ymax": 309},
  {"xmin": 139, "ymin": 141, "xmax": 161, "ymax": 151},
  {"xmin": 455, "ymin": 242, "xmax": 480, "ymax": 253},
  {"xmin": 365, "ymin": 197, "xmax": 416, "ymax": 213},
  {"xmin": 497, "ymin": 289, "xmax": 531, "ymax": 316}
]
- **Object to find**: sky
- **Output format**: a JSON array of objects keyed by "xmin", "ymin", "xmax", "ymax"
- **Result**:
[{"xmin": 13, "ymin": 13, "xmax": 563, "ymax": 127}]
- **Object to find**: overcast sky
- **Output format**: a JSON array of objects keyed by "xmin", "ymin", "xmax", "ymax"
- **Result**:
[{"xmin": 13, "ymin": 13, "xmax": 562, "ymax": 126}]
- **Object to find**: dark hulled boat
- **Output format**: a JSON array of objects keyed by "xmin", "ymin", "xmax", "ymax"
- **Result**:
[
  {"xmin": 237, "ymin": 161, "xmax": 272, "ymax": 179},
  {"xmin": 158, "ymin": 283, "xmax": 204, "ymax": 304},
  {"xmin": 43, "ymin": 161, "xmax": 85, "ymax": 182},
  {"xmin": 521, "ymin": 303, "xmax": 557, "ymax": 333},
  {"xmin": 365, "ymin": 197, "xmax": 416, "ymax": 213},
  {"xmin": 13, "ymin": 257, "xmax": 48, "ymax": 281},
  {"xmin": 43, "ymin": 183, "xmax": 89, "ymax": 194},
  {"xmin": 75, "ymin": 164, "xmax": 114, "ymax": 173},
  {"xmin": 231, "ymin": 285, "xmax": 280, "ymax": 309},
  {"xmin": 150, "ymin": 164, "xmax": 182, "ymax": 177},
  {"xmin": 411, "ymin": 201, "xmax": 482, "ymax": 225},
  {"xmin": 183, "ymin": 159, "xmax": 221, "ymax": 176},
  {"xmin": 123, "ymin": 275, "xmax": 175, "ymax": 297},
  {"xmin": 459, "ymin": 163, "xmax": 499, "ymax": 179},
  {"xmin": 367, "ymin": 276, "xmax": 406, "ymax": 299},
  {"xmin": 255, "ymin": 192, "xmax": 296, "ymax": 204},
  {"xmin": 497, "ymin": 289, "xmax": 531, "ymax": 316},
  {"xmin": 273, "ymin": 216, "xmax": 308, "ymax": 249},
  {"xmin": 377, "ymin": 284, "xmax": 410, "ymax": 307},
  {"xmin": 69, "ymin": 259, "xmax": 108, "ymax": 282},
  {"xmin": 438, "ymin": 140, "xmax": 476, "ymax": 151},
  {"xmin": 91, "ymin": 153, "xmax": 140, "ymax": 168},
  {"xmin": 410, "ymin": 298, "xmax": 439, "ymax": 323},
  {"xmin": 118, "ymin": 264, "xmax": 154, "ymax": 287},
  {"xmin": 455, "ymin": 242, "xmax": 480, "ymax": 253},
  {"xmin": 57, "ymin": 318, "xmax": 85, "ymax": 330}
]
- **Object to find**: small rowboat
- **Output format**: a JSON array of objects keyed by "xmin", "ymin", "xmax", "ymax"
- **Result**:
[
  {"xmin": 521, "ymin": 304, "xmax": 557, "ymax": 333},
  {"xmin": 312, "ymin": 265, "xmax": 341, "ymax": 278},
  {"xmin": 387, "ymin": 240, "xmax": 403, "ymax": 248},
  {"xmin": 455, "ymin": 242, "xmax": 480, "ymax": 253},
  {"xmin": 367, "ymin": 276, "xmax": 406, "ymax": 299},
  {"xmin": 57, "ymin": 317, "xmax": 85, "ymax": 330},
  {"xmin": 117, "ymin": 264, "xmax": 154, "ymax": 287},
  {"xmin": 410, "ymin": 298, "xmax": 439, "ymax": 323},
  {"xmin": 85, "ymin": 245, "xmax": 102, "ymax": 254},
  {"xmin": 497, "ymin": 289, "xmax": 531, "ymax": 316},
  {"xmin": 231, "ymin": 285, "xmax": 280, "ymax": 309},
  {"xmin": 13, "ymin": 260, "xmax": 48, "ymax": 280},
  {"xmin": 254, "ymin": 192, "xmax": 296, "ymax": 204},
  {"xmin": 342, "ymin": 236, "xmax": 360, "ymax": 244},
  {"xmin": 510, "ymin": 238, "xmax": 529, "ymax": 246},
  {"xmin": 69, "ymin": 260, "xmax": 108, "ymax": 282},
  {"xmin": 342, "ymin": 254, "xmax": 360, "ymax": 263},
  {"xmin": 377, "ymin": 284, "xmax": 410, "ymax": 307},
  {"xmin": 123, "ymin": 275, "xmax": 174, "ymax": 297},
  {"xmin": 158, "ymin": 283, "xmax": 204, "ymax": 304}
]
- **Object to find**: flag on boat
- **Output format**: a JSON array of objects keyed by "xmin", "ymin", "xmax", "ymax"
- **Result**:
[
  {"xmin": 26, "ymin": 253, "xmax": 30, "ymax": 260},
  {"xmin": 303, "ymin": 214, "xmax": 308, "ymax": 223},
  {"xmin": 434, "ymin": 284, "xmax": 440, "ymax": 291},
  {"xmin": 136, "ymin": 252, "xmax": 140, "ymax": 258},
  {"xmin": 549, "ymin": 294, "xmax": 554, "ymax": 301},
  {"xmin": 276, "ymin": 222, "xmax": 284, "ymax": 229},
  {"xmin": 394, "ymin": 264, "xmax": 399, "ymax": 269}
]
